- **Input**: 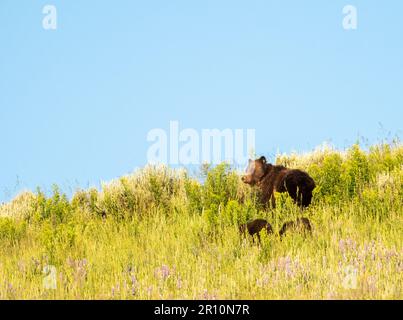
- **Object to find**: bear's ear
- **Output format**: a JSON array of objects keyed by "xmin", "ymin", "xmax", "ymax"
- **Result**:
[{"xmin": 259, "ymin": 156, "xmax": 267, "ymax": 164}]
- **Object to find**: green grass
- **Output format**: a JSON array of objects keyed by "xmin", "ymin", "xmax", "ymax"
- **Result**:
[{"xmin": 0, "ymin": 142, "xmax": 402, "ymax": 299}]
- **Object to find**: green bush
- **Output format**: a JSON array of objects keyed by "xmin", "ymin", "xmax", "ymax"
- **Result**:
[
  {"xmin": 98, "ymin": 166, "xmax": 190, "ymax": 219},
  {"xmin": 307, "ymin": 152, "xmax": 343, "ymax": 202},
  {"xmin": 368, "ymin": 143, "xmax": 403, "ymax": 175},
  {"xmin": 32, "ymin": 185, "xmax": 72, "ymax": 224},
  {"xmin": 40, "ymin": 220, "xmax": 78, "ymax": 263},
  {"xmin": 202, "ymin": 163, "xmax": 240, "ymax": 212},
  {"xmin": 71, "ymin": 188, "xmax": 100, "ymax": 216},
  {"xmin": 342, "ymin": 144, "xmax": 371, "ymax": 197},
  {"xmin": 0, "ymin": 217, "xmax": 27, "ymax": 244},
  {"xmin": 184, "ymin": 179, "xmax": 203, "ymax": 214}
]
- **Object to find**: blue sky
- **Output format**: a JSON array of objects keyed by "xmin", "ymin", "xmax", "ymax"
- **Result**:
[{"xmin": 0, "ymin": 0, "xmax": 402, "ymax": 201}]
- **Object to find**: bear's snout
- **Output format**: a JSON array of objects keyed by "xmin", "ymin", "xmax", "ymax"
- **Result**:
[{"xmin": 241, "ymin": 175, "xmax": 251, "ymax": 184}]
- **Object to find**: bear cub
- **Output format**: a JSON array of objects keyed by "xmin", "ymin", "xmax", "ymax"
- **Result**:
[
  {"xmin": 279, "ymin": 217, "xmax": 312, "ymax": 237},
  {"xmin": 239, "ymin": 219, "xmax": 274, "ymax": 243}
]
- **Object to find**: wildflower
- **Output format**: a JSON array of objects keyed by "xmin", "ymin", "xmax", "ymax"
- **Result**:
[
  {"xmin": 177, "ymin": 277, "xmax": 182, "ymax": 289},
  {"xmin": 130, "ymin": 274, "xmax": 137, "ymax": 286},
  {"xmin": 202, "ymin": 289, "xmax": 217, "ymax": 300},
  {"xmin": 256, "ymin": 275, "xmax": 270, "ymax": 287},
  {"xmin": 155, "ymin": 265, "xmax": 173, "ymax": 280}
]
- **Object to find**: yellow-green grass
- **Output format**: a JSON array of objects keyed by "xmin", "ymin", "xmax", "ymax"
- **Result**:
[{"xmin": 0, "ymin": 142, "xmax": 402, "ymax": 299}]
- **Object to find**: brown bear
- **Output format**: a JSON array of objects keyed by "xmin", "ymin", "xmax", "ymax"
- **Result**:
[
  {"xmin": 242, "ymin": 156, "xmax": 316, "ymax": 208},
  {"xmin": 279, "ymin": 217, "xmax": 312, "ymax": 237},
  {"xmin": 239, "ymin": 219, "xmax": 274, "ymax": 243}
]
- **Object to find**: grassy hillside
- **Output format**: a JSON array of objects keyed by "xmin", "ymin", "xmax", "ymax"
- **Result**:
[{"xmin": 0, "ymin": 142, "xmax": 402, "ymax": 299}]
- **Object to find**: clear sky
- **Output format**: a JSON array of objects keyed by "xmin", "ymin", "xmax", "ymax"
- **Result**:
[{"xmin": 1, "ymin": 0, "xmax": 402, "ymax": 201}]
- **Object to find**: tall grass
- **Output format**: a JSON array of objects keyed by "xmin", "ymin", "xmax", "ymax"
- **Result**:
[{"xmin": 0, "ymin": 142, "xmax": 402, "ymax": 299}]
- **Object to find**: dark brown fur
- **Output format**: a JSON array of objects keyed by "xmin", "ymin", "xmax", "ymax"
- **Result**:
[
  {"xmin": 239, "ymin": 219, "xmax": 274, "ymax": 243},
  {"xmin": 242, "ymin": 156, "xmax": 316, "ymax": 208},
  {"xmin": 279, "ymin": 217, "xmax": 312, "ymax": 237}
]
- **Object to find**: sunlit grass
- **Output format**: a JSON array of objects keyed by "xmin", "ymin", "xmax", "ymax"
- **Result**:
[{"xmin": 0, "ymin": 142, "xmax": 402, "ymax": 299}]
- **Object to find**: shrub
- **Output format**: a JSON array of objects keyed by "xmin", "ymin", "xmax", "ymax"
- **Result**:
[
  {"xmin": 202, "ymin": 163, "xmax": 240, "ymax": 212},
  {"xmin": 342, "ymin": 144, "xmax": 371, "ymax": 197},
  {"xmin": 40, "ymin": 220, "xmax": 78, "ymax": 263},
  {"xmin": 184, "ymin": 179, "xmax": 203, "ymax": 214},
  {"xmin": 307, "ymin": 153, "xmax": 344, "ymax": 202},
  {"xmin": 32, "ymin": 186, "xmax": 72, "ymax": 224},
  {"xmin": 71, "ymin": 188, "xmax": 100, "ymax": 216},
  {"xmin": 0, "ymin": 217, "xmax": 27, "ymax": 244},
  {"xmin": 0, "ymin": 191, "xmax": 36, "ymax": 220},
  {"xmin": 368, "ymin": 143, "xmax": 403, "ymax": 175},
  {"xmin": 98, "ymin": 165, "xmax": 191, "ymax": 218}
]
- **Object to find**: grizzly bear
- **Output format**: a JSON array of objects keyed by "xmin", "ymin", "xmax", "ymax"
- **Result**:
[
  {"xmin": 242, "ymin": 156, "xmax": 316, "ymax": 208},
  {"xmin": 239, "ymin": 219, "xmax": 274, "ymax": 243},
  {"xmin": 279, "ymin": 217, "xmax": 312, "ymax": 237}
]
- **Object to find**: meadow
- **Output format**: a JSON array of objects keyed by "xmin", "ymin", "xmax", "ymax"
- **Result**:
[{"xmin": 0, "ymin": 142, "xmax": 402, "ymax": 300}]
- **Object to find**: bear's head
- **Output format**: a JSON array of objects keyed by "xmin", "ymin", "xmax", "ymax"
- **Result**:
[{"xmin": 241, "ymin": 156, "xmax": 270, "ymax": 185}]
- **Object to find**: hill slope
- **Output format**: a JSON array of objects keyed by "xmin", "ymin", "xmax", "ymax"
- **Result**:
[{"xmin": 0, "ymin": 142, "xmax": 402, "ymax": 299}]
